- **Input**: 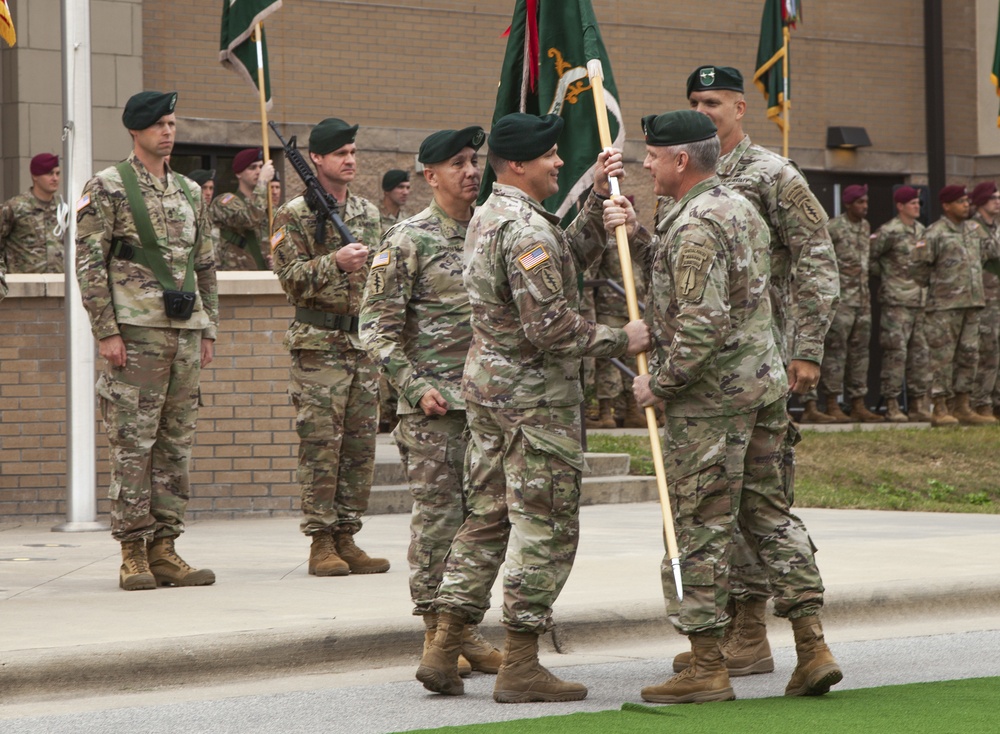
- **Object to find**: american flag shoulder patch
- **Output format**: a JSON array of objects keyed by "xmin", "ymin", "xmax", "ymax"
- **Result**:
[
  {"xmin": 372, "ymin": 250, "xmax": 391, "ymax": 268},
  {"xmin": 914, "ymin": 239, "xmax": 925, "ymax": 249},
  {"xmin": 76, "ymin": 193, "xmax": 91, "ymax": 212},
  {"xmin": 517, "ymin": 245, "xmax": 550, "ymax": 271},
  {"xmin": 270, "ymin": 227, "xmax": 286, "ymax": 252},
  {"xmin": 220, "ymin": 193, "xmax": 235, "ymax": 205}
]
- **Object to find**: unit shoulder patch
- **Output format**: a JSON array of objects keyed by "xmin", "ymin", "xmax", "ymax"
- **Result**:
[{"xmin": 675, "ymin": 243, "xmax": 715, "ymax": 301}]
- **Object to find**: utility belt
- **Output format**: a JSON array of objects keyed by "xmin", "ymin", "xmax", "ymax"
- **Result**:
[{"xmin": 294, "ymin": 306, "xmax": 359, "ymax": 333}]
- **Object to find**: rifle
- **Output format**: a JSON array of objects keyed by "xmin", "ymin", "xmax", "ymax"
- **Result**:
[{"xmin": 268, "ymin": 121, "xmax": 355, "ymax": 247}]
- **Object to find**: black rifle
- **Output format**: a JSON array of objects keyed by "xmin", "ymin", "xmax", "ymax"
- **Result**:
[{"xmin": 268, "ymin": 121, "xmax": 354, "ymax": 247}]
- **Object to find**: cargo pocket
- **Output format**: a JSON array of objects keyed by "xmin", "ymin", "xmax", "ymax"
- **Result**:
[
  {"xmin": 95, "ymin": 374, "xmax": 141, "ymax": 501},
  {"xmin": 290, "ymin": 382, "xmax": 334, "ymax": 441},
  {"xmin": 668, "ymin": 432, "xmax": 730, "ymax": 527},
  {"xmin": 519, "ymin": 424, "xmax": 586, "ymax": 517}
]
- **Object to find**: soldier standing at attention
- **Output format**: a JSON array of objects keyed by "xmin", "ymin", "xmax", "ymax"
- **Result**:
[
  {"xmin": 870, "ymin": 186, "xmax": 933, "ymax": 422},
  {"xmin": 970, "ymin": 181, "xmax": 1000, "ymax": 421},
  {"xmin": 270, "ymin": 170, "xmax": 284, "ymax": 210},
  {"xmin": 379, "ymin": 169, "xmax": 411, "ymax": 234},
  {"xmin": 360, "ymin": 125, "xmax": 502, "ymax": 677},
  {"xmin": 1, "ymin": 153, "xmax": 65, "ymax": 273},
  {"xmin": 187, "ymin": 169, "xmax": 221, "ymax": 267},
  {"xmin": 271, "ymin": 117, "xmax": 390, "ymax": 577},
  {"xmin": 670, "ymin": 64, "xmax": 840, "ymax": 683},
  {"xmin": 211, "ymin": 147, "xmax": 274, "ymax": 270},
  {"xmin": 914, "ymin": 185, "xmax": 999, "ymax": 426},
  {"xmin": 416, "ymin": 113, "xmax": 650, "ymax": 703},
  {"xmin": 75, "ymin": 91, "xmax": 218, "ymax": 591},
  {"xmin": 607, "ymin": 109, "xmax": 841, "ymax": 705}
]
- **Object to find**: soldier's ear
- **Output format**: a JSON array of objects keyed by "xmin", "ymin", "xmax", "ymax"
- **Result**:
[{"xmin": 423, "ymin": 165, "xmax": 438, "ymax": 190}]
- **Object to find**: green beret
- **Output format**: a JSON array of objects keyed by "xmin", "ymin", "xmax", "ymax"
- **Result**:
[
  {"xmin": 488, "ymin": 113, "xmax": 564, "ymax": 162},
  {"xmin": 686, "ymin": 65, "xmax": 744, "ymax": 97},
  {"xmin": 642, "ymin": 110, "xmax": 718, "ymax": 147},
  {"xmin": 122, "ymin": 91, "xmax": 178, "ymax": 130},
  {"xmin": 187, "ymin": 169, "xmax": 215, "ymax": 186},
  {"xmin": 309, "ymin": 118, "xmax": 359, "ymax": 155},
  {"xmin": 381, "ymin": 169, "xmax": 410, "ymax": 191},
  {"xmin": 418, "ymin": 126, "xmax": 486, "ymax": 165}
]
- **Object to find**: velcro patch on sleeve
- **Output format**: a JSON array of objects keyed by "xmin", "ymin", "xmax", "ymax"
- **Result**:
[
  {"xmin": 220, "ymin": 193, "xmax": 235, "ymax": 205},
  {"xmin": 675, "ymin": 243, "xmax": 715, "ymax": 301},
  {"xmin": 517, "ymin": 245, "xmax": 550, "ymax": 271},
  {"xmin": 270, "ymin": 226, "xmax": 286, "ymax": 252},
  {"xmin": 372, "ymin": 250, "xmax": 391, "ymax": 268}
]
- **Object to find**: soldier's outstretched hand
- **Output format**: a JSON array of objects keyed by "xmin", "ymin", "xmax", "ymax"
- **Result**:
[
  {"xmin": 335, "ymin": 242, "xmax": 369, "ymax": 273},
  {"xmin": 593, "ymin": 147, "xmax": 625, "ymax": 196},
  {"xmin": 603, "ymin": 196, "xmax": 637, "ymax": 237},
  {"xmin": 623, "ymin": 318, "xmax": 650, "ymax": 355},
  {"xmin": 632, "ymin": 374, "xmax": 657, "ymax": 408}
]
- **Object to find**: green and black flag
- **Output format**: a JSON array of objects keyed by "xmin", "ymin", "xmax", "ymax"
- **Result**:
[
  {"xmin": 479, "ymin": 0, "xmax": 624, "ymax": 225},
  {"xmin": 753, "ymin": 0, "xmax": 801, "ymax": 132},
  {"xmin": 219, "ymin": 0, "xmax": 282, "ymax": 109}
]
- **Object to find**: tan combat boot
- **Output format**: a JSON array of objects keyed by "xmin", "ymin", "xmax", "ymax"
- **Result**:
[
  {"xmin": 849, "ymin": 397, "xmax": 884, "ymax": 422},
  {"xmin": 493, "ymin": 630, "xmax": 588, "ymax": 703},
  {"xmin": 672, "ymin": 598, "xmax": 774, "ymax": 676},
  {"xmin": 462, "ymin": 624, "xmax": 503, "ymax": 674},
  {"xmin": 785, "ymin": 616, "xmax": 843, "ymax": 696},
  {"xmin": 308, "ymin": 530, "xmax": 349, "ymax": 576},
  {"xmin": 334, "ymin": 530, "xmax": 390, "ymax": 574},
  {"xmin": 884, "ymin": 397, "xmax": 908, "ymax": 423},
  {"xmin": 642, "ymin": 633, "xmax": 736, "ymax": 704},
  {"xmin": 148, "ymin": 536, "xmax": 216, "ymax": 587},
  {"xmin": 422, "ymin": 614, "xmax": 471, "ymax": 677},
  {"xmin": 824, "ymin": 395, "xmax": 852, "ymax": 423},
  {"xmin": 585, "ymin": 398, "xmax": 617, "ymax": 429},
  {"xmin": 119, "ymin": 538, "xmax": 156, "ymax": 591},
  {"xmin": 976, "ymin": 404, "xmax": 997, "ymax": 420},
  {"xmin": 954, "ymin": 393, "xmax": 998, "ymax": 425},
  {"xmin": 800, "ymin": 400, "xmax": 835, "ymax": 424},
  {"xmin": 416, "ymin": 611, "xmax": 467, "ymax": 695},
  {"xmin": 931, "ymin": 396, "xmax": 959, "ymax": 427},
  {"xmin": 909, "ymin": 395, "xmax": 933, "ymax": 422},
  {"xmin": 621, "ymin": 396, "xmax": 647, "ymax": 428}
]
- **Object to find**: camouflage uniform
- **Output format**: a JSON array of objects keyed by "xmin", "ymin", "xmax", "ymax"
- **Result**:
[
  {"xmin": 210, "ymin": 184, "xmax": 269, "ymax": 270},
  {"xmin": 972, "ymin": 212, "xmax": 1000, "ymax": 410},
  {"xmin": 640, "ymin": 176, "xmax": 823, "ymax": 634},
  {"xmin": 870, "ymin": 216, "xmax": 930, "ymax": 400},
  {"xmin": 272, "ymin": 191, "xmax": 382, "ymax": 537},
  {"xmin": 0, "ymin": 258, "xmax": 7, "ymax": 301},
  {"xmin": 0, "ymin": 191, "xmax": 64, "ymax": 273},
  {"xmin": 359, "ymin": 200, "xmax": 472, "ymax": 615},
  {"xmin": 376, "ymin": 207, "xmax": 403, "ymax": 426},
  {"xmin": 75, "ymin": 152, "xmax": 218, "ymax": 542},
  {"xmin": 379, "ymin": 205, "xmax": 402, "ymax": 235},
  {"xmin": 434, "ymin": 185, "xmax": 629, "ymax": 634},
  {"xmin": 912, "ymin": 217, "xmax": 989, "ymax": 398}
]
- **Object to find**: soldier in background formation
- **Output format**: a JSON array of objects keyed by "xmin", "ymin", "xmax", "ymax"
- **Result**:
[
  {"xmin": 271, "ymin": 117, "xmax": 390, "ymax": 578},
  {"xmin": 1, "ymin": 153, "xmax": 65, "ymax": 274},
  {"xmin": 211, "ymin": 147, "xmax": 274, "ymax": 270},
  {"xmin": 970, "ymin": 181, "xmax": 1000, "ymax": 420},
  {"xmin": 75, "ymin": 91, "xmax": 218, "ymax": 591},
  {"xmin": 187, "ymin": 169, "xmax": 221, "ymax": 267},
  {"xmin": 379, "ymin": 168, "xmax": 411, "ymax": 233},
  {"xmin": 270, "ymin": 170, "xmax": 284, "ymax": 209}
]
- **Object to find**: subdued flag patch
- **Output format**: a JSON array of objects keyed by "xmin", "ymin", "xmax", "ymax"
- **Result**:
[{"xmin": 518, "ymin": 246, "xmax": 550, "ymax": 271}]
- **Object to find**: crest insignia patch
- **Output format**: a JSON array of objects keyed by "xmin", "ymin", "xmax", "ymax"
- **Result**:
[{"xmin": 700, "ymin": 67, "xmax": 716, "ymax": 86}]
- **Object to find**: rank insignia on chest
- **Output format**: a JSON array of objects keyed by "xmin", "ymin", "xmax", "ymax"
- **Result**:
[
  {"xmin": 372, "ymin": 250, "xmax": 391, "ymax": 268},
  {"xmin": 220, "ymin": 193, "xmax": 235, "ymax": 205},
  {"xmin": 518, "ymin": 245, "xmax": 550, "ymax": 271}
]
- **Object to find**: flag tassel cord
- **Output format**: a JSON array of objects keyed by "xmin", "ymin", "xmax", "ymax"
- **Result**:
[{"xmin": 253, "ymin": 22, "xmax": 273, "ymax": 234}]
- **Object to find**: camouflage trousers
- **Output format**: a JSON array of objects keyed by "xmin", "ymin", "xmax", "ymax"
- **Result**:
[
  {"xmin": 817, "ymin": 302, "xmax": 872, "ymax": 400},
  {"xmin": 592, "ymin": 314, "xmax": 629, "ymax": 400},
  {"xmin": 435, "ymin": 402, "xmax": 584, "ymax": 634},
  {"xmin": 972, "ymin": 299, "xmax": 1000, "ymax": 408},
  {"xmin": 394, "ymin": 410, "xmax": 469, "ymax": 616},
  {"xmin": 378, "ymin": 372, "xmax": 399, "ymax": 425},
  {"xmin": 924, "ymin": 308, "xmax": 981, "ymax": 398},
  {"xmin": 879, "ymin": 304, "xmax": 931, "ymax": 400},
  {"xmin": 96, "ymin": 325, "xmax": 202, "ymax": 542},
  {"xmin": 659, "ymin": 400, "xmax": 824, "ymax": 635},
  {"xmin": 289, "ymin": 347, "xmax": 378, "ymax": 536}
]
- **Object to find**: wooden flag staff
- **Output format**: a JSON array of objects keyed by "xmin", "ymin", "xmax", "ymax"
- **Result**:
[{"xmin": 253, "ymin": 23, "xmax": 273, "ymax": 234}]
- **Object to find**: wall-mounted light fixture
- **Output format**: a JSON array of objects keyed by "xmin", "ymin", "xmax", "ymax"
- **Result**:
[{"xmin": 826, "ymin": 126, "xmax": 872, "ymax": 149}]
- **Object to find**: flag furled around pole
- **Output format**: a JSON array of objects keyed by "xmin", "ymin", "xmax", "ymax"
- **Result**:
[
  {"xmin": 753, "ymin": 0, "xmax": 801, "ymax": 132},
  {"xmin": 480, "ymin": 0, "xmax": 625, "ymax": 225},
  {"xmin": 0, "ymin": 0, "xmax": 16, "ymax": 47},
  {"xmin": 992, "ymin": 0, "xmax": 1000, "ymax": 127},
  {"xmin": 219, "ymin": 0, "xmax": 282, "ymax": 109}
]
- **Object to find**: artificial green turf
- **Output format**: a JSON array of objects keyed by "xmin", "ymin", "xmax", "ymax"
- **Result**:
[{"xmin": 400, "ymin": 677, "xmax": 998, "ymax": 733}]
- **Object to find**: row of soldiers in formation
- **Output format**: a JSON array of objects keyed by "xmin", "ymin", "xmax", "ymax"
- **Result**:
[{"xmin": 58, "ymin": 60, "xmax": 847, "ymax": 710}]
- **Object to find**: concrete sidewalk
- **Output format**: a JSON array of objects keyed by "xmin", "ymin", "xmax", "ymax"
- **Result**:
[{"xmin": 3, "ymin": 504, "xmax": 999, "ymax": 699}]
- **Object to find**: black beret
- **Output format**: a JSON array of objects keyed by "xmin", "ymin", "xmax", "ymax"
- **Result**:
[
  {"xmin": 488, "ymin": 113, "xmax": 564, "ymax": 162},
  {"xmin": 187, "ymin": 169, "xmax": 215, "ymax": 185},
  {"xmin": 418, "ymin": 126, "xmax": 486, "ymax": 165},
  {"xmin": 122, "ymin": 91, "xmax": 178, "ymax": 130},
  {"xmin": 686, "ymin": 65, "xmax": 744, "ymax": 97},
  {"xmin": 381, "ymin": 169, "xmax": 410, "ymax": 191},
  {"xmin": 309, "ymin": 118, "xmax": 359, "ymax": 155},
  {"xmin": 642, "ymin": 110, "xmax": 718, "ymax": 147}
]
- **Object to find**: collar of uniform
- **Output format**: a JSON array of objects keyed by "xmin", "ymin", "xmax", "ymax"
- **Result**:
[
  {"xmin": 428, "ymin": 198, "xmax": 470, "ymax": 240},
  {"xmin": 657, "ymin": 175, "xmax": 722, "ymax": 234},
  {"xmin": 491, "ymin": 182, "xmax": 560, "ymax": 225},
  {"xmin": 126, "ymin": 150, "xmax": 176, "ymax": 194},
  {"xmin": 717, "ymin": 134, "xmax": 753, "ymax": 177},
  {"xmin": 973, "ymin": 212, "xmax": 998, "ymax": 235}
]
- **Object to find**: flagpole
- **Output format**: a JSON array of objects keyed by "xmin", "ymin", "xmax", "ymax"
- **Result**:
[
  {"xmin": 782, "ymin": 25, "xmax": 790, "ymax": 158},
  {"xmin": 253, "ymin": 22, "xmax": 273, "ymax": 235},
  {"xmin": 587, "ymin": 59, "xmax": 683, "ymax": 602}
]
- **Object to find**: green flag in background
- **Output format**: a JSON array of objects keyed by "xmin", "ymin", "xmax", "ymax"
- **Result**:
[
  {"xmin": 479, "ymin": 0, "xmax": 624, "ymax": 225},
  {"xmin": 753, "ymin": 0, "xmax": 800, "ymax": 132},
  {"xmin": 992, "ymin": 0, "xmax": 1000, "ymax": 127},
  {"xmin": 219, "ymin": 0, "xmax": 282, "ymax": 109}
]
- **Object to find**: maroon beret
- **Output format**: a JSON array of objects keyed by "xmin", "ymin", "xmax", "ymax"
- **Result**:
[
  {"xmin": 232, "ymin": 148, "xmax": 262, "ymax": 175},
  {"xmin": 971, "ymin": 181, "xmax": 997, "ymax": 207},
  {"xmin": 842, "ymin": 184, "xmax": 868, "ymax": 205},
  {"xmin": 939, "ymin": 185, "xmax": 967, "ymax": 204},
  {"xmin": 30, "ymin": 153, "xmax": 59, "ymax": 176},
  {"xmin": 893, "ymin": 186, "xmax": 920, "ymax": 204}
]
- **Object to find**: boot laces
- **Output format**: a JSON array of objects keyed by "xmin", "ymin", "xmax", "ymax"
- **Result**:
[{"xmin": 157, "ymin": 538, "xmax": 194, "ymax": 572}]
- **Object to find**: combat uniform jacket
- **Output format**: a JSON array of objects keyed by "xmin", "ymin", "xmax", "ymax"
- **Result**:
[
  {"xmin": 462, "ymin": 183, "xmax": 628, "ymax": 409},
  {"xmin": 210, "ymin": 183, "xmax": 269, "ymax": 270},
  {"xmin": 870, "ymin": 216, "xmax": 926, "ymax": 307},
  {"xmin": 75, "ymin": 152, "xmax": 219, "ymax": 340},
  {"xmin": 636, "ymin": 176, "xmax": 787, "ymax": 418},
  {"xmin": 912, "ymin": 217, "xmax": 990, "ymax": 311},
  {"xmin": 271, "ymin": 191, "xmax": 381, "ymax": 352},
  {"xmin": 0, "ymin": 191, "xmax": 64, "ymax": 273},
  {"xmin": 826, "ymin": 213, "xmax": 871, "ymax": 310},
  {"xmin": 360, "ymin": 200, "xmax": 471, "ymax": 414},
  {"xmin": 379, "ymin": 205, "xmax": 402, "ymax": 236},
  {"xmin": 972, "ymin": 212, "xmax": 1000, "ymax": 304}
]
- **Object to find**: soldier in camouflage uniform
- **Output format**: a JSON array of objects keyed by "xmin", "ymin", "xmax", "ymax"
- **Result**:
[
  {"xmin": 75, "ymin": 91, "xmax": 218, "ymax": 591},
  {"xmin": 970, "ymin": 181, "xmax": 1000, "ymax": 419},
  {"xmin": 271, "ymin": 117, "xmax": 390, "ymax": 577},
  {"xmin": 805, "ymin": 185, "xmax": 882, "ymax": 422},
  {"xmin": 211, "ymin": 148, "xmax": 274, "ymax": 271},
  {"xmin": 360, "ymin": 125, "xmax": 502, "ymax": 677},
  {"xmin": 187, "ymin": 169, "xmax": 221, "ymax": 267},
  {"xmin": 379, "ymin": 169, "xmax": 411, "ymax": 234},
  {"xmin": 870, "ymin": 186, "xmax": 932, "ymax": 422},
  {"xmin": 912, "ymin": 185, "xmax": 998, "ymax": 426},
  {"xmin": 675, "ymin": 65, "xmax": 840, "ymax": 679},
  {"xmin": 0, "ymin": 153, "xmax": 65, "ymax": 274},
  {"xmin": 416, "ymin": 114, "xmax": 650, "ymax": 703}
]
